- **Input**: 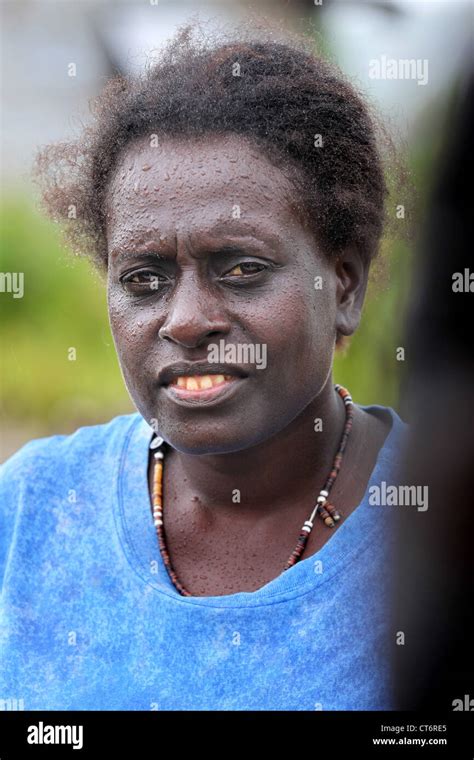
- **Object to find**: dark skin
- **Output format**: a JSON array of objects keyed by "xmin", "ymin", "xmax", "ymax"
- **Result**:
[{"xmin": 105, "ymin": 133, "xmax": 390, "ymax": 597}]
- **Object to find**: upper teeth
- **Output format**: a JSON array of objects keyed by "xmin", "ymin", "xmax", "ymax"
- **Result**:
[{"xmin": 170, "ymin": 374, "xmax": 233, "ymax": 390}]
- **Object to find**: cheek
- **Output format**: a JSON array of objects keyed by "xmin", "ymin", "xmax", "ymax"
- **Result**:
[
  {"xmin": 108, "ymin": 294, "xmax": 129, "ymax": 348},
  {"xmin": 239, "ymin": 278, "xmax": 336, "ymax": 374},
  {"xmin": 107, "ymin": 287, "xmax": 149, "ymax": 365}
]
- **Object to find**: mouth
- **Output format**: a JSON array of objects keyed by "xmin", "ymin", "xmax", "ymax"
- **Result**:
[
  {"xmin": 159, "ymin": 364, "xmax": 248, "ymax": 407},
  {"xmin": 165, "ymin": 373, "xmax": 242, "ymax": 403}
]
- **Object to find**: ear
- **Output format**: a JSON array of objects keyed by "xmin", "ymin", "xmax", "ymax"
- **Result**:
[{"xmin": 334, "ymin": 249, "xmax": 369, "ymax": 337}]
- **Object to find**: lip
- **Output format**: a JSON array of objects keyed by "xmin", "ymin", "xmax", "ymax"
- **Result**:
[
  {"xmin": 162, "ymin": 375, "xmax": 246, "ymax": 407},
  {"xmin": 158, "ymin": 361, "xmax": 250, "ymax": 408},
  {"xmin": 158, "ymin": 361, "xmax": 248, "ymax": 386}
]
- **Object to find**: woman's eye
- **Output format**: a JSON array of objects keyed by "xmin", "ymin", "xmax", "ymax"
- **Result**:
[
  {"xmin": 223, "ymin": 262, "xmax": 267, "ymax": 277},
  {"xmin": 120, "ymin": 271, "xmax": 167, "ymax": 293}
]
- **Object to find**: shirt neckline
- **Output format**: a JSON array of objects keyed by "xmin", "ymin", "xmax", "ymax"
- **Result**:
[{"xmin": 114, "ymin": 405, "xmax": 406, "ymax": 608}]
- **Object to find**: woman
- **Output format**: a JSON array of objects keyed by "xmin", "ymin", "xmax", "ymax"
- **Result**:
[{"xmin": 0, "ymin": 22, "xmax": 407, "ymax": 710}]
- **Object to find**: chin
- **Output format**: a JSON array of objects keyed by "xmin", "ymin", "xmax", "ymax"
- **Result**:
[{"xmin": 153, "ymin": 418, "xmax": 265, "ymax": 456}]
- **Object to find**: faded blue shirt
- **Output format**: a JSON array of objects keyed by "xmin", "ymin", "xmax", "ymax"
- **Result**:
[{"xmin": 0, "ymin": 406, "xmax": 407, "ymax": 711}]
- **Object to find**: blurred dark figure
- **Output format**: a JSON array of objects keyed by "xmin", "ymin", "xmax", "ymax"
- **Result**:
[{"xmin": 394, "ymin": 64, "xmax": 474, "ymax": 709}]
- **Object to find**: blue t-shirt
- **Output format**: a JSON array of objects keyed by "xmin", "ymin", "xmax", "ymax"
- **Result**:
[{"xmin": 0, "ymin": 406, "xmax": 407, "ymax": 711}]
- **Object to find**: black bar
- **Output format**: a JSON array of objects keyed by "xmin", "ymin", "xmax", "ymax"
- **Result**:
[{"xmin": 0, "ymin": 710, "xmax": 472, "ymax": 757}]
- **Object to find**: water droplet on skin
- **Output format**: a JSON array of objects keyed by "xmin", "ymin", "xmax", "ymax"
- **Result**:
[{"xmin": 142, "ymin": 165, "xmax": 152, "ymax": 171}]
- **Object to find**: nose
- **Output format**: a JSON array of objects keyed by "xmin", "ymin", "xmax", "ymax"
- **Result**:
[{"xmin": 158, "ymin": 273, "xmax": 230, "ymax": 348}]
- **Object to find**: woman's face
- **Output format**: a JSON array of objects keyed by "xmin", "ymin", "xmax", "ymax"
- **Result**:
[{"xmin": 106, "ymin": 133, "xmax": 357, "ymax": 454}]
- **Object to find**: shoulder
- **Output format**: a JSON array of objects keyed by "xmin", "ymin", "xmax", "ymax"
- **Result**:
[
  {"xmin": 356, "ymin": 403, "xmax": 409, "ymax": 475},
  {"xmin": 0, "ymin": 412, "xmax": 145, "ymax": 485},
  {"xmin": 0, "ymin": 412, "xmax": 150, "ymax": 589},
  {"xmin": 0, "ymin": 413, "xmax": 147, "ymax": 552},
  {"xmin": 359, "ymin": 403, "xmax": 408, "ymax": 439},
  {"xmin": 365, "ymin": 407, "xmax": 411, "ymax": 502}
]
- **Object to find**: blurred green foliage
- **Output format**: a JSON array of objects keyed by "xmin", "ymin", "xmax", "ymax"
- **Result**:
[
  {"xmin": 334, "ymin": 235, "xmax": 412, "ymax": 409},
  {"xmin": 0, "ymin": 197, "xmax": 133, "ymax": 434}
]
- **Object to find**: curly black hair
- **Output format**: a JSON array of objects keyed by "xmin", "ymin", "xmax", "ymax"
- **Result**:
[{"xmin": 33, "ymin": 16, "xmax": 405, "ymax": 276}]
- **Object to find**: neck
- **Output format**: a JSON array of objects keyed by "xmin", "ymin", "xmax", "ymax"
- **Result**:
[{"xmin": 161, "ymin": 377, "xmax": 347, "ymax": 518}]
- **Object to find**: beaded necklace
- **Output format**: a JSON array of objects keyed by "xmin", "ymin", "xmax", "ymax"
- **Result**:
[{"xmin": 150, "ymin": 383, "xmax": 354, "ymax": 597}]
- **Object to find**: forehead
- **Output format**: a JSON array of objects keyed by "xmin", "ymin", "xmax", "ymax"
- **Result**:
[{"xmin": 105, "ymin": 134, "xmax": 303, "ymax": 249}]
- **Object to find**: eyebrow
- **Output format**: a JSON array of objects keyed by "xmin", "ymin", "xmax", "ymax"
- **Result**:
[
  {"xmin": 110, "ymin": 222, "xmax": 281, "ymax": 263},
  {"xmin": 112, "ymin": 245, "xmax": 252, "ymax": 268}
]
